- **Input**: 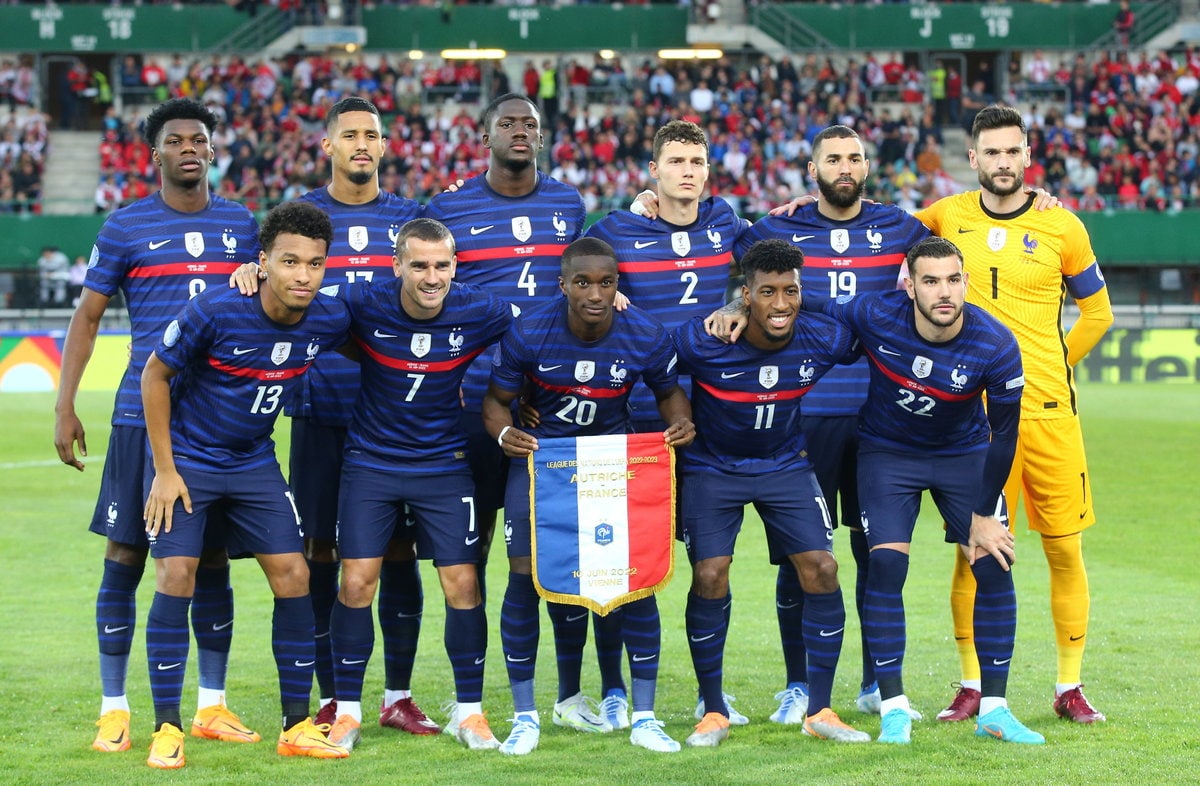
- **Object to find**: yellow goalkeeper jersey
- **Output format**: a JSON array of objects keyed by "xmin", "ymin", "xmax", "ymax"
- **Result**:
[{"xmin": 917, "ymin": 193, "xmax": 1111, "ymax": 420}]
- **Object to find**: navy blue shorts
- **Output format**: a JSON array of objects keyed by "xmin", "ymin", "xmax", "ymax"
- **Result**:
[
  {"xmin": 88, "ymin": 425, "xmax": 152, "ymax": 547},
  {"xmin": 288, "ymin": 417, "xmax": 346, "ymax": 544},
  {"xmin": 145, "ymin": 464, "xmax": 302, "ymax": 559},
  {"xmin": 501, "ymin": 459, "xmax": 534, "ymax": 559},
  {"xmin": 801, "ymin": 414, "xmax": 861, "ymax": 531},
  {"xmin": 681, "ymin": 466, "xmax": 833, "ymax": 564},
  {"xmin": 336, "ymin": 464, "xmax": 479, "ymax": 566},
  {"xmin": 857, "ymin": 445, "xmax": 1006, "ymax": 548},
  {"xmin": 461, "ymin": 411, "xmax": 507, "ymax": 516}
]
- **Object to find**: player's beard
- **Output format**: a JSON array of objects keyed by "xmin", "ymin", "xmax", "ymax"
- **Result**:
[
  {"xmin": 979, "ymin": 167, "xmax": 1025, "ymax": 197},
  {"xmin": 816, "ymin": 173, "xmax": 865, "ymax": 209},
  {"xmin": 348, "ymin": 168, "xmax": 374, "ymax": 186}
]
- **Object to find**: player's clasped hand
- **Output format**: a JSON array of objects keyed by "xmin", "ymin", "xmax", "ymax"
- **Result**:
[
  {"xmin": 498, "ymin": 424, "xmax": 539, "ymax": 458},
  {"xmin": 144, "ymin": 470, "xmax": 192, "ymax": 537},
  {"xmin": 664, "ymin": 418, "xmax": 696, "ymax": 448},
  {"xmin": 228, "ymin": 262, "xmax": 264, "ymax": 295},
  {"xmin": 967, "ymin": 513, "xmax": 1016, "ymax": 571}
]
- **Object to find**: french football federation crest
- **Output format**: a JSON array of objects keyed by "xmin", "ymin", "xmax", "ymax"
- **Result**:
[
  {"xmin": 866, "ymin": 228, "xmax": 883, "ymax": 251},
  {"xmin": 609, "ymin": 360, "xmax": 627, "ymax": 385},
  {"xmin": 271, "ymin": 342, "xmax": 292, "ymax": 366},
  {"xmin": 448, "ymin": 330, "xmax": 464, "ymax": 352},
  {"xmin": 411, "ymin": 333, "xmax": 431, "ymax": 358},
  {"xmin": 830, "ymin": 228, "xmax": 850, "ymax": 254},
  {"xmin": 553, "ymin": 213, "xmax": 568, "ymax": 239},
  {"xmin": 575, "ymin": 360, "xmax": 595, "ymax": 383},
  {"xmin": 306, "ymin": 341, "xmax": 320, "ymax": 363},
  {"xmin": 912, "ymin": 355, "xmax": 933, "ymax": 378},
  {"xmin": 594, "ymin": 523, "xmax": 614, "ymax": 546},
  {"xmin": 759, "ymin": 365, "xmax": 779, "ymax": 389},
  {"xmin": 185, "ymin": 232, "xmax": 205, "ymax": 258},
  {"xmin": 798, "ymin": 363, "xmax": 815, "ymax": 382},
  {"xmin": 707, "ymin": 227, "xmax": 723, "ymax": 249},
  {"xmin": 388, "ymin": 225, "xmax": 399, "ymax": 247},
  {"xmin": 987, "ymin": 227, "xmax": 1007, "ymax": 251},
  {"xmin": 951, "ymin": 365, "xmax": 969, "ymax": 389},
  {"xmin": 222, "ymin": 230, "xmax": 237, "ymax": 254},
  {"xmin": 671, "ymin": 231, "xmax": 691, "ymax": 257},
  {"xmin": 511, "ymin": 216, "xmax": 532, "ymax": 243},
  {"xmin": 348, "ymin": 226, "xmax": 369, "ymax": 252}
]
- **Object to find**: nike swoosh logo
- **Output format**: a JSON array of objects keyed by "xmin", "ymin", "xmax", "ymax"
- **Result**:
[
  {"xmin": 631, "ymin": 654, "xmax": 656, "ymax": 662},
  {"xmin": 374, "ymin": 330, "xmax": 399, "ymax": 339},
  {"xmin": 633, "ymin": 240, "xmax": 657, "ymax": 249},
  {"xmin": 875, "ymin": 658, "xmax": 898, "ymax": 666},
  {"xmin": 474, "ymin": 656, "xmax": 486, "ymax": 665},
  {"xmin": 506, "ymin": 655, "xmax": 531, "ymax": 662},
  {"xmin": 212, "ymin": 620, "xmax": 233, "ymax": 631},
  {"xmin": 957, "ymin": 228, "xmax": 975, "ymax": 234},
  {"xmin": 470, "ymin": 225, "xmax": 495, "ymax": 235},
  {"xmin": 538, "ymin": 364, "xmax": 563, "ymax": 372},
  {"xmin": 340, "ymin": 658, "xmax": 366, "ymax": 665},
  {"xmin": 992, "ymin": 658, "xmax": 1012, "ymax": 666},
  {"xmin": 465, "ymin": 536, "xmax": 480, "ymax": 545},
  {"xmin": 295, "ymin": 660, "xmax": 315, "ymax": 667},
  {"xmin": 776, "ymin": 601, "xmax": 799, "ymax": 610},
  {"xmin": 720, "ymin": 371, "xmax": 745, "ymax": 379},
  {"xmin": 103, "ymin": 625, "xmax": 129, "ymax": 634},
  {"xmin": 565, "ymin": 613, "xmax": 588, "ymax": 622},
  {"xmin": 148, "ymin": 239, "xmax": 172, "ymax": 250},
  {"xmin": 690, "ymin": 633, "xmax": 716, "ymax": 643},
  {"xmin": 819, "ymin": 627, "xmax": 845, "ymax": 637},
  {"xmin": 1079, "ymin": 509, "xmax": 1088, "ymax": 519},
  {"xmin": 315, "ymin": 631, "xmax": 330, "ymax": 638},
  {"xmin": 877, "ymin": 345, "xmax": 901, "ymax": 357},
  {"xmin": 792, "ymin": 235, "xmax": 815, "ymax": 242},
  {"xmin": 396, "ymin": 611, "xmax": 422, "ymax": 619},
  {"xmin": 982, "ymin": 725, "xmax": 1003, "ymax": 738},
  {"xmin": 233, "ymin": 347, "xmax": 256, "ymax": 355},
  {"xmin": 954, "ymin": 636, "xmax": 970, "ymax": 641},
  {"xmin": 107, "ymin": 730, "xmax": 126, "ymax": 745},
  {"xmin": 157, "ymin": 662, "xmax": 182, "ymax": 670},
  {"xmin": 1069, "ymin": 634, "xmax": 1085, "ymax": 642}
]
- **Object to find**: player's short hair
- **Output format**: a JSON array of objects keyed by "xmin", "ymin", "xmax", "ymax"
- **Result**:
[
  {"xmin": 811, "ymin": 124, "xmax": 862, "ymax": 159},
  {"xmin": 325, "ymin": 96, "xmax": 381, "ymax": 131},
  {"xmin": 740, "ymin": 239, "xmax": 804, "ymax": 284},
  {"xmin": 560, "ymin": 236, "xmax": 617, "ymax": 278},
  {"xmin": 259, "ymin": 201, "xmax": 333, "ymax": 253},
  {"xmin": 905, "ymin": 236, "xmax": 964, "ymax": 275},
  {"xmin": 971, "ymin": 104, "xmax": 1026, "ymax": 143},
  {"xmin": 143, "ymin": 98, "xmax": 219, "ymax": 148},
  {"xmin": 394, "ymin": 217, "xmax": 455, "ymax": 258},
  {"xmin": 481, "ymin": 92, "xmax": 540, "ymax": 131},
  {"xmin": 652, "ymin": 120, "xmax": 708, "ymax": 161}
]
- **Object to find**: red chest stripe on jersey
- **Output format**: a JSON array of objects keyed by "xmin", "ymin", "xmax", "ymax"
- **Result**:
[
  {"xmin": 529, "ymin": 375, "xmax": 630, "ymax": 399},
  {"xmin": 803, "ymin": 254, "xmax": 906, "ymax": 269},
  {"xmin": 695, "ymin": 379, "xmax": 809, "ymax": 402},
  {"xmin": 456, "ymin": 244, "xmax": 570, "ymax": 263},
  {"xmin": 326, "ymin": 255, "xmax": 393, "ymax": 268},
  {"xmin": 355, "ymin": 335, "xmax": 484, "ymax": 372},
  {"xmin": 863, "ymin": 348, "xmax": 977, "ymax": 402},
  {"xmin": 209, "ymin": 357, "xmax": 310, "ymax": 380},
  {"xmin": 127, "ymin": 261, "xmax": 241, "ymax": 277},
  {"xmin": 617, "ymin": 252, "xmax": 733, "ymax": 274}
]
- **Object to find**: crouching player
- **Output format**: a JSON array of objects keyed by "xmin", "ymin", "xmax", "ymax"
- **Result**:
[{"xmin": 140, "ymin": 202, "xmax": 351, "ymax": 768}]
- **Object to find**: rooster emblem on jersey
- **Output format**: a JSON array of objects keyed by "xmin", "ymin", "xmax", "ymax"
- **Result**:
[
  {"xmin": 866, "ymin": 228, "xmax": 882, "ymax": 252},
  {"xmin": 448, "ymin": 330, "xmax": 464, "ymax": 354},
  {"xmin": 107, "ymin": 502, "xmax": 118, "ymax": 526},
  {"xmin": 609, "ymin": 360, "xmax": 628, "ymax": 386},
  {"xmin": 707, "ymin": 227, "xmax": 723, "ymax": 250},
  {"xmin": 798, "ymin": 363, "xmax": 815, "ymax": 383},
  {"xmin": 306, "ymin": 341, "xmax": 320, "ymax": 363},
  {"xmin": 950, "ymin": 365, "xmax": 969, "ymax": 390},
  {"xmin": 552, "ymin": 213, "xmax": 568, "ymax": 239},
  {"xmin": 222, "ymin": 230, "xmax": 238, "ymax": 254},
  {"xmin": 1023, "ymin": 233, "xmax": 1039, "ymax": 254}
]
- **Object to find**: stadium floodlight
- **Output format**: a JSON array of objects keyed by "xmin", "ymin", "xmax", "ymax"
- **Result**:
[
  {"xmin": 441, "ymin": 48, "xmax": 506, "ymax": 60},
  {"xmin": 657, "ymin": 48, "xmax": 723, "ymax": 60}
]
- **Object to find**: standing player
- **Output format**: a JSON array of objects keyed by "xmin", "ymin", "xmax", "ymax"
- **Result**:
[
  {"xmin": 585, "ymin": 119, "xmax": 749, "ymax": 726},
  {"xmin": 424, "ymin": 94, "xmax": 620, "ymax": 731},
  {"xmin": 674, "ymin": 239, "xmax": 868, "ymax": 748},
  {"xmin": 140, "ymin": 201, "xmax": 351, "ymax": 768},
  {"xmin": 54, "ymin": 98, "xmax": 260, "ymax": 753},
  {"xmin": 291, "ymin": 96, "xmax": 433, "ymax": 734},
  {"xmin": 916, "ymin": 106, "xmax": 1113, "ymax": 724},
  {"xmin": 482, "ymin": 237, "xmax": 694, "ymax": 755},
  {"xmin": 816, "ymin": 236, "xmax": 1040, "ymax": 745},
  {"xmin": 323, "ymin": 218, "xmax": 510, "ymax": 753},
  {"xmin": 733, "ymin": 125, "xmax": 930, "ymax": 722}
]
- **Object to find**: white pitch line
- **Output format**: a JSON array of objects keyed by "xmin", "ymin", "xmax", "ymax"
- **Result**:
[{"xmin": 0, "ymin": 453, "xmax": 107, "ymax": 470}]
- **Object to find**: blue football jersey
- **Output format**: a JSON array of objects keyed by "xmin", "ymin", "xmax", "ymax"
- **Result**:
[
  {"xmin": 735, "ymin": 202, "xmax": 930, "ymax": 417},
  {"xmin": 673, "ymin": 314, "xmax": 858, "ymax": 476},
  {"xmin": 287, "ymin": 187, "xmax": 423, "ymax": 425},
  {"xmin": 424, "ymin": 172, "xmax": 585, "ymax": 411},
  {"xmin": 827, "ymin": 290, "xmax": 1024, "ymax": 455},
  {"xmin": 153, "ymin": 287, "xmax": 350, "ymax": 472},
  {"xmin": 85, "ymin": 193, "xmax": 260, "ymax": 428},
  {"xmin": 341, "ymin": 280, "xmax": 510, "ymax": 471},
  {"xmin": 490, "ymin": 298, "xmax": 678, "ymax": 438},
  {"xmin": 586, "ymin": 198, "xmax": 749, "ymax": 422}
]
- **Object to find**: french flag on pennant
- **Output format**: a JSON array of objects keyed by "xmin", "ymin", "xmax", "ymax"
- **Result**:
[{"xmin": 530, "ymin": 433, "xmax": 676, "ymax": 615}]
